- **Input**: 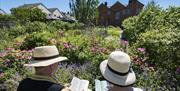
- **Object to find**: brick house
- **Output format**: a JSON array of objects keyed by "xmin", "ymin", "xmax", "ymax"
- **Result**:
[{"xmin": 98, "ymin": 0, "xmax": 144, "ymax": 26}]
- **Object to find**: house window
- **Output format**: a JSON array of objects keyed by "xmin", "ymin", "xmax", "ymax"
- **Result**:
[
  {"xmin": 107, "ymin": 10, "xmax": 111, "ymax": 15},
  {"xmin": 136, "ymin": 8, "xmax": 141, "ymax": 14},
  {"xmin": 126, "ymin": 9, "xmax": 131, "ymax": 15},
  {"xmin": 115, "ymin": 11, "xmax": 120, "ymax": 20},
  {"xmin": 123, "ymin": 10, "xmax": 126, "ymax": 15}
]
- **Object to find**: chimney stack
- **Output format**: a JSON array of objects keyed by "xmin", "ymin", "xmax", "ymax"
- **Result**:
[{"xmin": 104, "ymin": 2, "xmax": 107, "ymax": 6}]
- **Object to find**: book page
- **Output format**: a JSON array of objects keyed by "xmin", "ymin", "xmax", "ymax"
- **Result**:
[
  {"xmin": 70, "ymin": 77, "xmax": 81, "ymax": 91},
  {"xmin": 78, "ymin": 80, "xmax": 89, "ymax": 91},
  {"xmin": 95, "ymin": 79, "xmax": 102, "ymax": 91},
  {"xmin": 70, "ymin": 77, "xmax": 89, "ymax": 91},
  {"xmin": 95, "ymin": 79, "xmax": 108, "ymax": 91}
]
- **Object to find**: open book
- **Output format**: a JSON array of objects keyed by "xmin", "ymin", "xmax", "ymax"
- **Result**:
[
  {"xmin": 70, "ymin": 77, "xmax": 89, "ymax": 91},
  {"xmin": 95, "ymin": 79, "xmax": 108, "ymax": 91}
]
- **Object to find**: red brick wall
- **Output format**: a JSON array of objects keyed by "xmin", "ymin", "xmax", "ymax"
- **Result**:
[{"xmin": 98, "ymin": 0, "xmax": 144, "ymax": 26}]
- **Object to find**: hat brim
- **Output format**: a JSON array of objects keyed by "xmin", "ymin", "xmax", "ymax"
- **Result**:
[
  {"xmin": 100, "ymin": 60, "xmax": 136, "ymax": 86},
  {"xmin": 24, "ymin": 56, "xmax": 67, "ymax": 67}
]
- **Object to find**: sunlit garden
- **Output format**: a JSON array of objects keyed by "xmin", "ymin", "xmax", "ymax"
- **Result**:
[{"xmin": 0, "ymin": 1, "xmax": 180, "ymax": 91}]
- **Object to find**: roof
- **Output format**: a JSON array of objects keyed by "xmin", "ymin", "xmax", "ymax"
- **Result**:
[
  {"xmin": 110, "ymin": 1, "xmax": 125, "ymax": 9},
  {"xmin": 60, "ymin": 12, "xmax": 76, "ymax": 22},
  {"xmin": 18, "ymin": 3, "xmax": 42, "ymax": 8},
  {"xmin": 48, "ymin": 8, "xmax": 58, "ymax": 13},
  {"xmin": 48, "ymin": 8, "xmax": 63, "ymax": 14},
  {"xmin": 0, "ymin": 9, "xmax": 6, "ymax": 14},
  {"xmin": 127, "ymin": 0, "xmax": 144, "ymax": 7}
]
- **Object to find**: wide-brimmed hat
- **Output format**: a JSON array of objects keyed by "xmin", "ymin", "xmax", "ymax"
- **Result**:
[
  {"xmin": 100, "ymin": 51, "xmax": 136, "ymax": 87},
  {"xmin": 24, "ymin": 46, "xmax": 67, "ymax": 67}
]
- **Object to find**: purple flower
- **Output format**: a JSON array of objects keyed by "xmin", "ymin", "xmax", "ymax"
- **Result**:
[
  {"xmin": 176, "ymin": 67, "xmax": 180, "ymax": 74},
  {"xmin": 137, "ymin": 48, "xmax": 146, "ymax": 52}
]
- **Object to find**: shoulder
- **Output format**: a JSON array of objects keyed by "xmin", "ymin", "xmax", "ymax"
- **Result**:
[{"xmin": 48, "ymin": 84, "xmax": 64, "ymax": 91}]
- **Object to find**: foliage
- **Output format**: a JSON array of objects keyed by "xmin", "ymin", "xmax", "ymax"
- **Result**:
[
  {"xmin": 11, "ymin": 8, "xmax": 46, "ymax": 23},
  {"xmin": 107, "ymin": 27, "xmax": 121, "ymax": 37},
  {"xmin": 122, "ymin": 1, "xmax": 163, "ymax": 44},
  {"xmin": 25, "ymin": 21, "xmax": 48, "ymax": 33},
  {"xmin": 0, "ymin": 48, "xmax": 32, "ymax": 82},
  {"xmin": 48, "ymin": 20, "xmax": 84, "ymax": 30},
  {"xmin": 69, "ymin": 0, "xmax": 99, "ymax": 24},
  {"xmin": 20, "ymin": 31, "xmax": 57, "ymax": 50},
  {"xmin": 0, "ymin": 14, "xmax": 16, "ymax": 22},
  {"xmin": 0, "ymin": 28, "xmax": 14, "ymax": 50}
]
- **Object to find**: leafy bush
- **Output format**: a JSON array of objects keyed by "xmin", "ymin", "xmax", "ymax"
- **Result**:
[
  {"xmin": 107, "ymin": 27, "xmax": 121, "ymax": 37},
  {"xmin": 20, "ymin": 31, "xmax": 57, "ymax": 50},
  {"xmin": 48, "ymin": 20, "xmax": 84, "ymax": 30},
  {"xmin": 122, "ymin": 1, "xmax": 163, "ymax": 44},
  {"xmin": 25, "ymin": 21, "xmax": 48, "ymax": 33},
  {"xmin": 11, "ymin": 8, "xmax": 46, "ymax": 23},
  {"xmin": 8, "ymin": 24, "xmax": 26, "ymax": 38}
]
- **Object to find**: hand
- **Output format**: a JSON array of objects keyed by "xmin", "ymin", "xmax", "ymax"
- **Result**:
[
  {"xmin": 61, "ymin": 83, "xmax": 71, "ymax": 91},
  {"xmin": 61, "ymin": 87, "xmax": 71, "ymax": 91}
]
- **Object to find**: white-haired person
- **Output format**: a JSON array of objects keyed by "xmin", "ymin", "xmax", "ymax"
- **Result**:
[
  {"xmin": 17, "ymin": 46, "xmax": 70, "ymax": 91},
  {"xmin": 99, "ymin": 51, "xmax": 144, "ymax": 91}
]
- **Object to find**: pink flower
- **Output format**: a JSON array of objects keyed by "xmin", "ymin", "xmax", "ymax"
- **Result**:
[
  {"xmin": 137, "ymin": 48, "xmax": 145, "ymax": 52},
  {"xmin": 5, "ymin": 47, "xmax": 14, "ymax": 51},
  {"xmin": 0, "ymin": 73, "xmax": 4, "ymax": 78},
  {"xmin": 0, "ymin": 52, "xmax": 7, "ymax": 57},
  {"xmin": 120, "ymin": 40, "xmax": 129, "ymax": 45},
  {"xmin": 25, "ymin": 56, "xmax": 32, "ymax": 60},
  {"xmin": 91, "ymin": 47, "xmax": 97, "ymax": 53},
  {"xmin": 15, "ymin": 42, "xmax": 22, "ymax": 46},
  {"xmin": 99, "ymin": 48, "xmax": 107, "ymax": 53},
  {"xmin": 63, "ymin": 43, "xmax": 71, "ymax": 49}
]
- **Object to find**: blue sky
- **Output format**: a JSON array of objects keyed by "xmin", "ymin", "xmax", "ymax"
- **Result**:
[{"xmin": 0, "ymin": 0, "xmax": 180, "ymax": 13}]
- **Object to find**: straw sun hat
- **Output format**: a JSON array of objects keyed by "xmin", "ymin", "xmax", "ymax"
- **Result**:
[
  {"xmin": 24, "ymin": 46, "xmax": 67, "ymax": 67},
  {"xmin": 100, "ymin": 51, "xmax": 136, "ymax": 87}
]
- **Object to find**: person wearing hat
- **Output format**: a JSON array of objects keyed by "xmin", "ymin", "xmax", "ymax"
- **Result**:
[
  {"xmin": 99, "ymin": 51, "xmax": 143, "ymax": 91},
  {"xmin": 17, "ymin": 46, "xmax": 70, "ymax": 91}
]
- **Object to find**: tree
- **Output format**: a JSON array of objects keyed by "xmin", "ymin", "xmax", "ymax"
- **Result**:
[
  {"xmin": 10, "ymin": 8, "xmax": 46, "ymax": 23},
  {"xmin": 69, "ymin": 0, "xmax": 99, "ymax": 25}
]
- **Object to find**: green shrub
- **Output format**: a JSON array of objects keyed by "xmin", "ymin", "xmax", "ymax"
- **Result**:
[
  {"xmin": 25, "ymin": 21, "xmax": 48, "ymax": 33},
  {"xmin": 48, "ymin": 20, "xmax": 84, "ymax": 31},
  {"xmin": 107, "ymin": 27, "xmax": 121, "ymax": 37},
  {"xmin": 8, "ymin": 25, "xmax": 26, "ymax": 38},
  {"xmin": 20, "ymin": 31, "xmax": 56, "ymax": 50}
]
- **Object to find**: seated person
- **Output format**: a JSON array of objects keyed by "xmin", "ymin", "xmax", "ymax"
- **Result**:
[
  {"xmin": 99, "ymin": 51, "xmax": 144, "ymax": 91},
  {"xmin": 17, "ymin": 46, "xmax": 70, "ymax": 91}
]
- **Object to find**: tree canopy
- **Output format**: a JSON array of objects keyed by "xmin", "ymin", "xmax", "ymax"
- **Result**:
[{"xmin": 69, "ymin": 0, "xmax": 99, "ymax": 25}]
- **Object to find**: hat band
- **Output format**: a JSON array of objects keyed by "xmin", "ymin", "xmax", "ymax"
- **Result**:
[
  {"xmin": 33, "ymin": 54, "xmax": 60, "ymax": 60},
  {"xmin": 107, "ymin": 64, "xmax": 129, "ymax": 76}
]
